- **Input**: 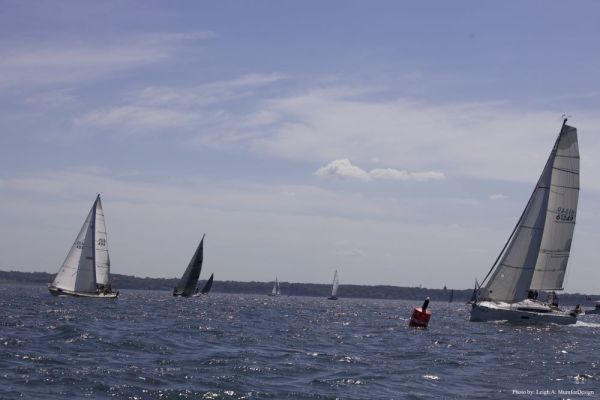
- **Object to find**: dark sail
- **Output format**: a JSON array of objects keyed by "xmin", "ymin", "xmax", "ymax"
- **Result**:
[
  {"xmin": 200, "ymin": 273, "xmax": 214, "ymax": 294},
  {"xmin": 173, "ymin": 234, "xmax": 205, "ymax": 297}
]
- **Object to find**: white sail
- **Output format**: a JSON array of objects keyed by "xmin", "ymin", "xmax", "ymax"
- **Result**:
[
  {"xmin": 272, "ymin": 277, "xmax": 279, "ymax": 295},
  {"xmin": 331, "ymin": 270, "xmax": 339, "ymax": 297},
  {"xmin": 94, "ymin": 196, "xmax": 111, "ymax": 286},
  {"xmin": 480, "ymin": 122, "xmax": 577, "ymax": 303},
  {"xmin": 52, "ymin": 200, "xmax": 97, "ymax": 293},
  {"xmin": 530, "ymin": 125, "xmax": 579, "ymax": 290}
]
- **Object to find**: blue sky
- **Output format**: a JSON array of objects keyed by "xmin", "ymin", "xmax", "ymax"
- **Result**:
[{"xmin": 2, "ymin": 1, "xmax": 600, "ymax": 292}]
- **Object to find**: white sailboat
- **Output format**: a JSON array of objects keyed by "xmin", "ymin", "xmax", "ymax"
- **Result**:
[
  {"xmin": 328, "ymin": 270, "xmax": 339, "ymax": 300},
  {"xmin": 48, "ymin": 195, "xmax": 119, "ymax": 298},
  {"xmin": 268, "ymin": 277, "xmax": 281, "ymax": 296},
  {"xmin": 471, "ymin": 119, "xmax": 579, "ymax": 324}
]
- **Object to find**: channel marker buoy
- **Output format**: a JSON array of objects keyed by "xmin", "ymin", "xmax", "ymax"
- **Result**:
[{"xmin": 409, "ymin": 297, "xmax": 431, "ymax": 328}]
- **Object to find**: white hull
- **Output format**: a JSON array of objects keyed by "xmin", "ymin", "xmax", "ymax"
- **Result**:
[
  {"xmin": 470, "ymin": 301, "xmax": 576, "ymax": 325},
  {"xmin": 49, "ymin": 286, "xmax": 119, "ymax": 299}
]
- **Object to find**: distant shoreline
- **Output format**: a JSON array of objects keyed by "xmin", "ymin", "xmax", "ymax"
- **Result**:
[{"xmin": 1, "ymin": 269, "xmax": 597, "ymax": 304}]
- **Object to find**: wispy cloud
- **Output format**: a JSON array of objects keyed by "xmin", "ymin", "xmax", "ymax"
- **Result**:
[
  {"xmin": 74, "ymin": 73, "xmax": 286, "ymax": 135},
  {"xmin": 0, "ymin": 31, "xmax": 214, "ymax": 87},
  {"xmin": 133, "ymin": 73, "xmax": 287, "ymax": 108},
  {"xmin": 489, "ymin": 193, "xmax": 507, "ymax": 200},
  {"xmin": 314, "ymin": 159, "xmax": 445, "ymax": 182},
  {"xmin": 73, "ymin": 106, "xmax": 205, "ymax": 134}
]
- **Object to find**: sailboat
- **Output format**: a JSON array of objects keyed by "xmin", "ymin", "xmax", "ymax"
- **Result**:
[
  {"xmin": 471, "ymin": 119, "xmax": 580, "ymax": 324},
  {"xmin": 200, "ymin": 273, "xmax": 214, "ymax": 295},
  {"xmin": 173, "ymin": 234, "xmax": 205, "ymax": 297},
  {"xmin": 268, "ymin": 277, "xmax": 281, "ymax": 296},
  {"xmin": 48, "ymin": 195, "xmax": 119, "ymax": 298},
  {"xmin": 327, "ymin": 270, "xmax": 339, "ymax": 300}
]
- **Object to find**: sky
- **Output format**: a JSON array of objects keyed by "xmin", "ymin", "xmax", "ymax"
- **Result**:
[{"xmin": 2, "ymin": 1, "xmax": 600, "ymax": 293}]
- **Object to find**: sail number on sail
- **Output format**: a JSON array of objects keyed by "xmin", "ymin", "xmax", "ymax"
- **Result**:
[{"xmin": 555, "ymin": 207, "xmax": 575, "ymax": 222}]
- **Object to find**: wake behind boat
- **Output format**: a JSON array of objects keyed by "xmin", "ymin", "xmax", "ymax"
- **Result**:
[
  {"xmin": 48, "ymin": 195, "xmax": 119, "ymax": 298},
  {"xmin": 470, "ymin": 119, "xmax": 580, "ymax": 325},
  {"xmin": 173, "ymin": 235, "xmax": 205, "ymax": 297}
]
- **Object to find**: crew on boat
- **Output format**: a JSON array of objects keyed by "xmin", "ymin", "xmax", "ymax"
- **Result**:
[
  {"xmin": 527, "ymin": 290, "xmax": 539, "ymax": 300},
  {"xmin": 97, "ymin": 283, "xmax": 114, "ymax": 294}
]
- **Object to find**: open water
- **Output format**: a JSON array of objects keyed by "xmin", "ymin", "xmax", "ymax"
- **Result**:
[{"xmin": 1, "ymin": 284, "xmax": 599, "ymax": 399}]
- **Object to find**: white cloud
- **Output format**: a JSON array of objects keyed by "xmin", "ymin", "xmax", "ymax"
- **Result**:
[
  {"xmin": 211, "ymin": 86, "xmax": 600, "ymax": 188},
  {"xmin": 369, "ymin": 168, "xmax": 411, "ymax": 181},
  {"xmin": 334, "ymin": 241, "xmax": 366, "ymax": 258},
  {"xmin": 489, "ymin": 193, "xmax": 507, "ymax": 200},
  {"xmin": 314, "ymin": 159, "xmax": 371, "ymax": 181},
  {"xmin": 314, "ymin": 159, "xmax": 445, "ymax": 182}
]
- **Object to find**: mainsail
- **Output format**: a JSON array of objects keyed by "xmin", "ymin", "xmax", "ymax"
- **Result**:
[
  {"xmin": 479, "ymin": 121, "xmax": 579, "ymax": 303},
  {"xmin": 331, "ymin": 270, "xmax": 339, "ymax": 297},
  {"xmin": 94, "ymin": 196, "xmax": 111, "ymax": 287},
  {"xmin": 174, "ymin": 235, "xmax": 205, "ymax": 297},
  {"xmin": 52, "ymin": 198, "xmax": 98, "ymax": 293},
  {"xmin": 200, "ymin": 273, "xmax": 214, "ymax": 294},
  {"xmin": 530, "ymin": 125, "xmax": 579, "ymax": 290}
]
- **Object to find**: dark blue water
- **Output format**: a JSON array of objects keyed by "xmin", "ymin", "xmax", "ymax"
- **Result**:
[{"xmin": 1, "ymin": 285, "xmax": 598, "ymax": 399}]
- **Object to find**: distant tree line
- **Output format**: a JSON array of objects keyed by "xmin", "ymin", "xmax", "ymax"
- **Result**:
[{"xmin": 0, "ymin": 269, "xmax": 596, "ymax": 305}]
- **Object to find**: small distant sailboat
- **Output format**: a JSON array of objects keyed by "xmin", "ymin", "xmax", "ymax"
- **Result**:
[
  {"xmin": 49, "ymin": 195, "xmax": 119, "ymax": 298},
  {"xmin": 173, "ymin": 235, "xmax": 205, "ymax": 297},
  {"xmin": 268, "ymin": 277, "xmax": 281, "ymax": 296},
  {"xmin": 200, "ymin": 273, "xmax": 214, "ymax": 295},
  {"xmin": 327, "ymin": 270, "xmax": 339, "ymax": 300},
  {"xmin": 471, "ymin": 119, "xmax": 580, "ymax": 324}
]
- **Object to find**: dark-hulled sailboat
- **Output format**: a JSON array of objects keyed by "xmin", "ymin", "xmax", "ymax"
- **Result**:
[
  {"xmin": 200, "ymin": 273, "xmax": 214, "ymax": 295},
  {"xmin": 173, "ymin": 234, "xmax": 205, "ymax": 297}
]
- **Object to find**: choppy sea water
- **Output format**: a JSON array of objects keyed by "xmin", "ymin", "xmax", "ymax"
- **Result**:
[{"xmin": 1, "ymin": 285, "xmax": 599, "ymax": 399}]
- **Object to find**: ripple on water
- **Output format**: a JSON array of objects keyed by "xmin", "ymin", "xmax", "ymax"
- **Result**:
[{"xmin": 0, "ymin": 286, "xmax": 599, "ymax": 399}]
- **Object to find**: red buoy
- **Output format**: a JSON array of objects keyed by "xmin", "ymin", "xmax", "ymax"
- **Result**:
[{"xmin": 409, "ymin": 297, "xmax": 431, "ymax": 328}]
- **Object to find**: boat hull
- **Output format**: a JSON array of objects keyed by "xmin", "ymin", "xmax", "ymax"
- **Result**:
[
  {"xmin": 48, "ymin": 286, "xmax": 119, "ymax": 299},
  {"xmin": 470, "ymin": 302, "xmax": 576, "ymax": 325},
  {"xmin": 327, "ymin": 296, "xmax": 338, "ymax": 300}
]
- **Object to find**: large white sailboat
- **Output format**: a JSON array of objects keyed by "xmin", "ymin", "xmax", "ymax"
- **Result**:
[
  {"xmin": 49, "ymin": 195, "xmax": 119, "ymax": 298},
  {"xmin": 471, "ymin": 119, "xmax": 580, "ymax": 324}
]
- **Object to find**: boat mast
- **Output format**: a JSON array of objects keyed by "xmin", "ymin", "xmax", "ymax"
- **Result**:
[
  {"xmin": 479, "ymin": 119, "xmax": 568, "ymax": 288},
  {"xmin": 92, "ymin": 194, "xmax": 99, "ymax": 289}
]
